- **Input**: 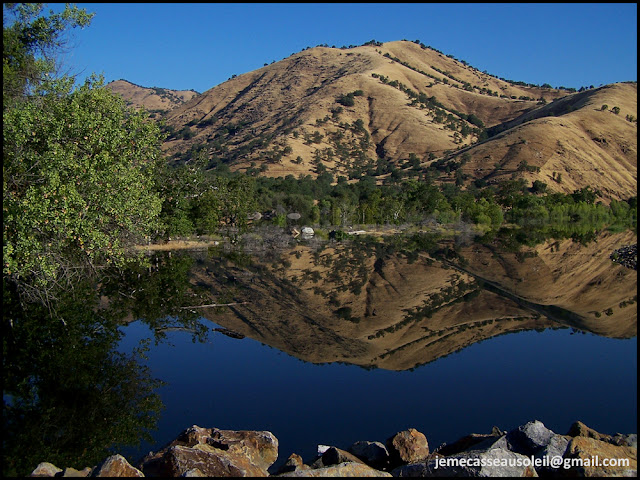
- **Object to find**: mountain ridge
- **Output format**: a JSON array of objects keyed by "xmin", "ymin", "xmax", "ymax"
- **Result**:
[{"xmin": 107, "ymin": 40, "xmax": 637, "ymax": 202}]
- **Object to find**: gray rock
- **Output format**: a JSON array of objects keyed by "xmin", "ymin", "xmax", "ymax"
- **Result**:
[
  {"xmin": 287, "ymin": 213, "xmax": 301, "ymax": 220},
  {"xmin": 506, "ymin": 420, "xmax": 555, "ymax": 455},
  {"xmin": 391, "ymin": 448, "xmax": 538, "ymax": 477},
  {"xmin": 533, "ymin": 434, "xmax": 570, "ymax": 476},
  {"xmin": 348, "ymin": 440, "xmax": 390, "ymax": 469},
  {"xmin": 301, "ymin": 227, "xmax": 314, "ymax": 237},
  {"xmin": 612, "ymin": 433, "xmax": 637, "ymax": 448},
  {"xmin": 277, "ymin": 461, "xmax": 392, "ymax": 477},
  {"xmin": 321, "ymin": 447, "xmax": 366, "ymax": 467}
]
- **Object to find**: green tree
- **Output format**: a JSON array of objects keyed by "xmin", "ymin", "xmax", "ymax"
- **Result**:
[
  {"xmin": 3, "ymin": 4, "xmax": 164, "ymax": 303},
  {"xmin": 3, "ymin": 3, "xmax": 94, "ymax": 106}
]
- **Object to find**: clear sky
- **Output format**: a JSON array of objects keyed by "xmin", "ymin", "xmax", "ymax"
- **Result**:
[{"xmin": 46, "ymin": 3, "xmax": 638, "ymax": 94}]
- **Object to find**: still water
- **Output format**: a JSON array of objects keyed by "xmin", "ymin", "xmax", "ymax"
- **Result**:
[
  {"xmin": 112, "ymin": 231, "xmax": 637, "ymax": 472},
  {"xmin": 3, "ymin": 230, "xmax": 636, "ymax": 476},
  {"xmin": 117, "ymin": 320, "xmax": 636, "ymax": 472}
]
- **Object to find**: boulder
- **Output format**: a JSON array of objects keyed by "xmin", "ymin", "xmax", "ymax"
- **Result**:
[
  {"xmin": 138, "ymin": 426, "xmax": 278, "ymax": 477},
  {"xmin": 277, "ymin": 461, "xmax": 392, "ymax": 477},
  {"xmin": 563, "ymin": 436, "xmax": 637, "ymax": 477},
  {"xmin": 275, "ymin": 453, "xmax": 310, "ymax": 474},
  {"xmin": 60, "ymin": 466, "xmax": 92, "ymax": 477},
  {"xmin": 386, "ymin": 428, "xmax": 429, "ymax": 466},
  {"xmin": 347, "ymin": 440, "xmax": 390, "ymax": 469},
  {"xmin": 320, "ymin": 447, "xmax": 366, "ymax": 467},
  {"xmin": 287, "ymin": 213, "xmax": 301, "ymax": 220},
  {"xmin": 506, "ymin": 420, "xmax": 555, "ymax": 455},
  {"xmin": 301, "ymin": 227, "xmax": 314, "ymax": 237},
  {"xmin": 567, "ymin": 421, "xmax": 614, "ymax": 443},
  {"xmin": 437, "ymin": 433, "xmax": 500, "ymax": 456},
  {"xmin": 207, "ymin": 427, "xmax": 279, "ymax": 471},
  {"xmin": 391, "ymin": 448, "xmax": 538, "ymax": 477},
  {"xmin": 147, "ymin": 444, "xmax": 268, "ymax": 477},
  {"xmin": 30, "ymin": 462, "xmax": 63, "ymax": 477},
  {"xmin": 612, "ymin": 433, "xmax": 637, "ymax": 449},
  {"xmin": 92, "ymin": 455, "xmax": 144, "ymax": 477}
]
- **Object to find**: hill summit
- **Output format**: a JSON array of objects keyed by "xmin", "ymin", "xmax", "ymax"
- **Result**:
[{"xmin": 115, "ymin": 40, "xmax": 637, "ymax": 201}]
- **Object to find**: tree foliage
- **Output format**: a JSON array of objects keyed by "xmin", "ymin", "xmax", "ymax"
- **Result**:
[{"xmin": 3, "ymin": 4, "xmax": 163, "ymax": 303}]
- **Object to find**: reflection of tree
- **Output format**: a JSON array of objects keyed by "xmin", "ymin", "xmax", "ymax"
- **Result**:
[{"xmin": 2, "ymin": 254, "xmax": 213, "ymax": 476}]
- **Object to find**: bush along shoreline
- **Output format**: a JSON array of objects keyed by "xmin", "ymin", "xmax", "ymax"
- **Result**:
[{"xmin": 29, "ymin": 419, "xmax": 636, "ymax": 477}]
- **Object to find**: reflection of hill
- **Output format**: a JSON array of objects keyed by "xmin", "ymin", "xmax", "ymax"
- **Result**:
[{"xmin": 191, "ymin": 232, "xmax": 636, "ymax": 371}]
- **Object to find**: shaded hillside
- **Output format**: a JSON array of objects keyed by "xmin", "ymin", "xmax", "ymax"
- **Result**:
[
  {"xmin": 160, "ymin": 40, "xmax": 572, "ymax": 179},
  {"xmin": 106, "ymin": 79, "xmax": 200, "ymax": 115},
  {"xmin": 448, "ymin": 82, "xmax": 637, "ymax": 201}
]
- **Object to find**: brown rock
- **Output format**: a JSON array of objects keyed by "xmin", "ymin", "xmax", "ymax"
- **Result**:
[
  {"xmin": 160, "ymin": 444, "xmax": 268, "ymax": 477},
  {"xmin": 207, "ymin": 427, "xmax": 279, "ymax": 471},
  {"xmin": 276, "ymin": 453, "xmax": 310, "ymax": 474},
  {"xmin": 566, "ymin": 421, "xmax": 613, "ymax": 443},
  {"xmin": 60, "ymin": 466, "xmax": 92, "ymax": 477},
  {"xmin": 277, "ymin": 461, "xmax": 392, "ymax": 477},
  {"xmin": 386, "ymin": 428, "xmax": 429, "ymax": 465},
  {"xmin": 92, "ymin": 454, "xmax": 144, "ymax": 477},
  {"xmin": 175, "ymin": 425, "xmax": 214, "ymax": 447},
  {"xmin": 29, "ymin": 462, "xmax": 63, "ymax": 477},
  {"xmin": 564, "ymin": 436, "xmax": 637, "ymax": 477}
]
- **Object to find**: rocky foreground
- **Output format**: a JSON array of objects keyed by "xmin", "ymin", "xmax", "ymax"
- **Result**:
[{"xmin": 30, "ymin": 420, "xmax": 636, "ymax": 477}]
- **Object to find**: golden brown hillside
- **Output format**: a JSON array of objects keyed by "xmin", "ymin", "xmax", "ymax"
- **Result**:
[
  {"xmin": 161, "ymin": 41, "xmax": 571, "ymax": 176},
  {"xmin": 449, "ymin": 82, "xmax": 637, "ymax": 201},
  {"xmin": 156, "ymin": 40, "xmax": 636, "ymax": 201},
  {"xmin": 106, "ymin": 79, "xmax": 199, "ymax": 114}
]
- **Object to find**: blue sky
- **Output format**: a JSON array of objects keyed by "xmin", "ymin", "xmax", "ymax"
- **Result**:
[{"xmin": 47, "ymin": 3, "xmax": 638, "ymax": 93}]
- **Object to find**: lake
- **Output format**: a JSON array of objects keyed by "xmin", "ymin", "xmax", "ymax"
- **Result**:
[
  {"xmin": 114, "ymin": 229, "xmax": 637, "ymax": 472},
  {"xmin": 3, "ymin": 228, "xmax": 637, "ymax": 475}
]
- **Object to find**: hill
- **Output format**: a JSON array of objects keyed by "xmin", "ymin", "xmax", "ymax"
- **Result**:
[
  {"xmin": 154, "ymin": 40, "xmax": 636, "ymax": 201},
  {"xmin": 106, "ymin": 79, "xmax": 200, "ymax": 115}
]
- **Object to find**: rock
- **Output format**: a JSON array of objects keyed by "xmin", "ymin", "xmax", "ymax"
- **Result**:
[
  {"xmin": 138, "ymin": 426, "xmax": 278, "ymax": 477},
  {"xmin": 391, "ymin": 448, "xmax": 538, "ymax": 477},
  {"xmin": 175, "ymin": 425, "xmax": 213, "ymax": 447},
  {"xmin": 277, "ymin": 461, "xmax": 392, "ymax": 477},
  {"xmin": 347, "ymin": 440, "xmax": 390, "ymax": 469},
  {"xmin": 612, "ymin": 433, "xmax": 637, "ymax": 448},
  {"xmin": 437, "ymin": 433, "xmax": 500, "ymax": 456},
  {"xmin": 533, "ymin": 434, "xmax": 570, "ymax": 476},
  {"xmin": 30, "ymin": 462, "xmax": 63, "ymax": 477},
  {"xmin": 301, "ymin": 227, "xmax": 314, "ymax": 237},
  {"xmin": 567, "ymin": 421, "xmax": 614, "ymax": 443},
  {"xmin": 60, "ymin": 466, "xmax": 92, "ymax": 477},
  {"xmin": 386, "ymin": 428, "xmax": 429, "ymax": 466},
  {"xmin": 320, "ymin": 447, "xmax": 366, "ymax": 467},
  {"xmin": 150, "ymin": 444, "xmax": 268, "ymax": 477},
  {"xmin": 92, "ymin": 454, "xmax": 144, "ymax": 477},
  {"xmin": 287, "ymin": 213, "xmax": 301, "ymax": 220},
  {"xmin": 563, "ymin": 436, "xmax": 637, "ymax": 477},
  {"xmin": 181, "ymin": 468, "xmax": 206, "ymax": 477},
  {"xmin": 506, "ymin": 420, "xmax": 555, "ymax": 455},
  {"xmin": 275, "ymin": 453, "xmax": 310, "ymax": 474},
  {"xmin": 207, "ymin": 427, "xmax": 279, "ymax": 471}
]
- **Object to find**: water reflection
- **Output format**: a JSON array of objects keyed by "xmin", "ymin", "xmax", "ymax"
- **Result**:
[
  {"xmin": 189, "ymin": 229, "xmax": 636, "ymax": 371},
  {"xmin": 3, "ymin": 229, "xmax": 636, "ymax": 475}
]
